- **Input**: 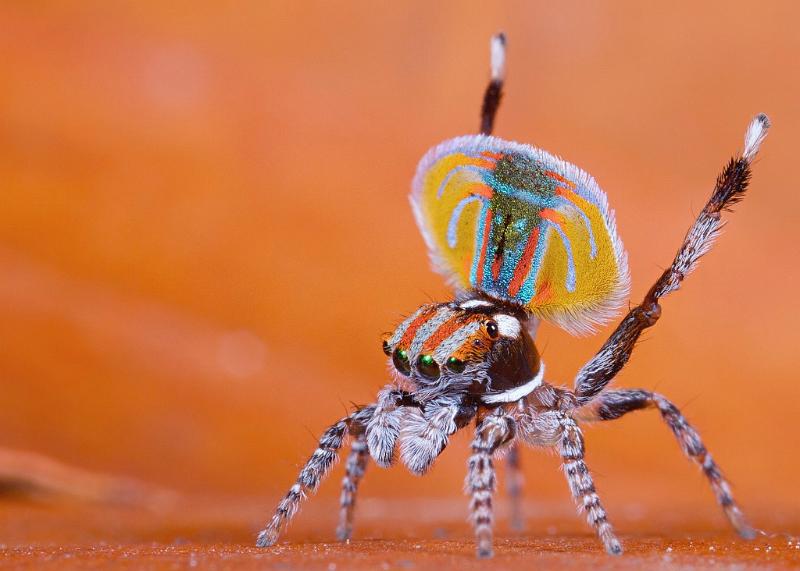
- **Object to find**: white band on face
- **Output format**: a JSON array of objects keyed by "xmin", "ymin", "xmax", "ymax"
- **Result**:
[
  {"xmin": 458, "ymin": 299, "xmax": 494, "ymax": 309},
  {"xmin": 493, "ymin": 314, "xmax": 521, "ymax": 338},
  {"xmin": 481, "ymin": 363, "xmax": 545, "ymax": 404}
]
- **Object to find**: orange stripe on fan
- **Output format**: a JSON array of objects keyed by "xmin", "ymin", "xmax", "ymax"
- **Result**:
[
  {"xmin": 555, "ymin": 186, "xmax": 586, "ymax": 207},
  {"xmin": 481, "ymin": 151, "xmax": 504, "ymax": 160},
  {"xmin": 544, "ymin": 171, "xmax": 576, "ymax": 188},
  {"xmin": 466, "ymin": 183, "xmax": 494, "ymax": 199},
  {"xmin": 491, "ymin": 251, "xmax": 502, "ymax": 281},
  {"xmin": 469, "ymin": 158, "xmax": 496, "ymax": 169},
  {"xmin": 529, "ymin": 280, "xmax": 553, "ymax": 305},
  {"xmin": 540, "ymin": 208, "xmax": 566, "ymax": 225},
  {"xmin": 475, "ymin": 208, "xmax": 493, "ymax": 284},
  {"xmin": 508, "ymin": 227, "xmax": 540, "ymax": 297}
]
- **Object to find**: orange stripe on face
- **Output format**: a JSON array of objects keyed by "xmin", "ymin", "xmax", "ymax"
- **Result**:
[
  {"xmin": 421, "ymin": 313, "xmax": 479, "ymax": 354},
  {"xmin": 475, "ymin": 208, "xmax": 493, "ymax": 284},
  {"xmin": 508, "ymin": 227, "xmax": 540, "ymax": 297},
  {"xmin": 445, "ymin": 325, "xmax": 494, "ymax": 363},
  {"xmin": 399, "ymin": 305, "xmax": 439, "ymax": 348}
]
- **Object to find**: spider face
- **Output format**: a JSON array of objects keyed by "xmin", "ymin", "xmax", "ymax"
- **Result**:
[{"xmin": 382, "ymin": 294, "xmax": 542, "ymax": 402}]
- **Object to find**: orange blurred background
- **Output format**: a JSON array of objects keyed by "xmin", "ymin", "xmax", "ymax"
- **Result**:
[{"xmin": 1, "ymin": 0, "xmax": 799, "ymax": 528}]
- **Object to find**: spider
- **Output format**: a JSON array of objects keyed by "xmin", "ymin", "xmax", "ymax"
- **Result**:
[{"xmin": 256, "ymin": 33, "xmax": 769, "ymax": 558}]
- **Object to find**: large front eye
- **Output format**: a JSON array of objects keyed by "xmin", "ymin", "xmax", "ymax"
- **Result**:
[
  {"xmin": 393, "ymin": 348, "xmax": 411, "ymax": 376},
  {"xmin": 417, "ymin": 354, "xmax": 440, "ymax": 380},
  {"xmin": 446, "ymin": 356, "xmax": 466, "ymax": 373},
  {"xmin": 485, "ymin": 320, "xmax": 499, "ymax": 339}
]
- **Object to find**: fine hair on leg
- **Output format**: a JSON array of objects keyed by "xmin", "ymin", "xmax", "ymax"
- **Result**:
[
  {"xmin": 558, "ymin": 414, "xmax": 622, "ymax": 555},
  {"xmin": 573, "ymin": 114, "xmax": 770, "ymax": 405},
  {"xmin": 365, "ymin": 386, "xmax": 415, "ymax": 467},
  {"xmin": 505, "ymin": 441, "xmax": 525, "ymax": 531},
  {"xmin": 466, "ymin": 411, "xmax": 514, "ymax": 559},
  {"xmin": 336, "ymin": 431, "xmax": 370, "ymax": 541},
  {"xmin": 256, "ymin": 406, "xmax": 374, "ymax": 547},
  {"xmin": 399, "ymin": 400, "xmax": 460, "ymax": 475},
  {"xmin": 480, "ymin": 32, "xmax": 506, "ymax": 135},
  {"xmin": 583, "ymin": 389, "xmax": 756, "ymax": 539}
]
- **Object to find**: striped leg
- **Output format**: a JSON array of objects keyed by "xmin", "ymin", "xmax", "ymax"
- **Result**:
[
  {"xmin": 336, "ymin": 432, "xmax": 369, "ymax": 541},
  {"xmin": 573, "ymin": 114, "xmax": 770, "ymax": 405},
  {"xmin": 480, "ymin": 33, "xmax": 505, "ymax": 135},
  {"xmin": 589, "ymin": 389, "xmax": 756, "ymax": 538},
  {"xmin": 558, "ymin": 414, "xmax": 622, "ymax": 555},
  {"xmin": 467, "ymin": 412, "xmax": 514, "ymax": 559},
  {"xmin": 256, "ymin": 407, "xmax": 373, "ymax": 547},
  {"xmin": 505, "ymin": 442, "xmax": 525, "ymax": 531}
]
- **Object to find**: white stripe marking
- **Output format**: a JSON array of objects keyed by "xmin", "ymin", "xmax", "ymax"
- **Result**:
[
  {"xmin": 481, "ymin": 364, "xmax": 545, "ymax": 404},
  {"xmin": 490, "ymin": 33, "xmax": 506, "ymax": 82},
  {"xmin": 743, "ymin": 113, "xmax": 770, "ymax": 162},
  {"xmin": 459, "ymin": 299, "xmax": 494, "ymax": 309},
  {"xmin": 494, "ymin": 314, "xmax": 521, "ymax": 338}
]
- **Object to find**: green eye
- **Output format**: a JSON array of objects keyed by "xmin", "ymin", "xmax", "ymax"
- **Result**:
[
  {"xmin": 417, "ymin": 354, "xmax": 440, "ymax": 380},
  {"xmin": 446, "ymin": 356, "xmax": 466, "ymax": 373},
  {"xmin": 393, "ymin": 348, "xmax": 411, "ymax": 376}
]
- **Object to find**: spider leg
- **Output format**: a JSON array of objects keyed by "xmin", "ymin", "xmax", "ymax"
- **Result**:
[
  {"xmin": 365, "ymin": 385, "xmax": 417, "ymax": 467},
  {"xmin": 467, "ymin": 410, "xmax": 515, "ymax": 558},
  {"xmin": 558, "ymin": 413, "xmax": 623, "ymax": 555},
  {"xmin": 580, "ymin": 389, "xmax": 756, "ymax": 539},
  {"xmin": 336, "ymin": 429, "xmax": 369, "ymax": 541},
  {"xmin": 334, "ymin": 387, "xmax": 427, "ymax": 541},
  {"xmin": 256, "ymin": 405, "xmax": 374, "ymax": 547},
  {"xmin": 573, "ymin": 114, "xmax": 770, "ymax": 405},
  {"xmin": 505, "ymin": 441, "xmax": 525, "ymax": 531},
  {"xmin": 480, "ymin": 33, "xmax": 506, "ymax": 135}
]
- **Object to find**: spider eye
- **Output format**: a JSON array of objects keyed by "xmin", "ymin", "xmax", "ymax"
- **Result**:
[
  {"xmin": 446, "ymin": 356, "xmax": 466, "ymax": 373},
  {"xmin": 382, "ymin": 340, "xmax": 392, "ymax": 356},
  {"xmin": 485, "ymin": 320, "xmax": 499, "ymax": 339},
  {"xmin": 417, "ymin": 354, "xmax": 440, "ymax": 381},
  {"xmin": 393, "ymin": 348, "xmax": 411, "ymax": 376}
]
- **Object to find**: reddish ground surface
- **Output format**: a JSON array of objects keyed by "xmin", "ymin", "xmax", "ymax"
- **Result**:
[{"xmin": 1, "ymin": 496, "xmax": 798, "ymax": 570}]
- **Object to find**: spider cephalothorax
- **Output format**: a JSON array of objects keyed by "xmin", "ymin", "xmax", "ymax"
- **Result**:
[
  {"xmin": 382, "ymin": 295, "xmax": 540, "ymax": 404},
  {"xmin": 257, "ymin": 33, "xmax": 769, "ymax": 558}
]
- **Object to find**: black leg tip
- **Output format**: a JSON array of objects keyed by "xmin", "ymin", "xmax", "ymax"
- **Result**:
[{"xmin": 477, "ymin": 547, "xmax": 494, "ymax": 559}]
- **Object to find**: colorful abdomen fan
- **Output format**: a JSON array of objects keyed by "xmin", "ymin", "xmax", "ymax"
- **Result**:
[{"xmin": 411, "ymin": 135, "xmax": 630, "ymax": 335}]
